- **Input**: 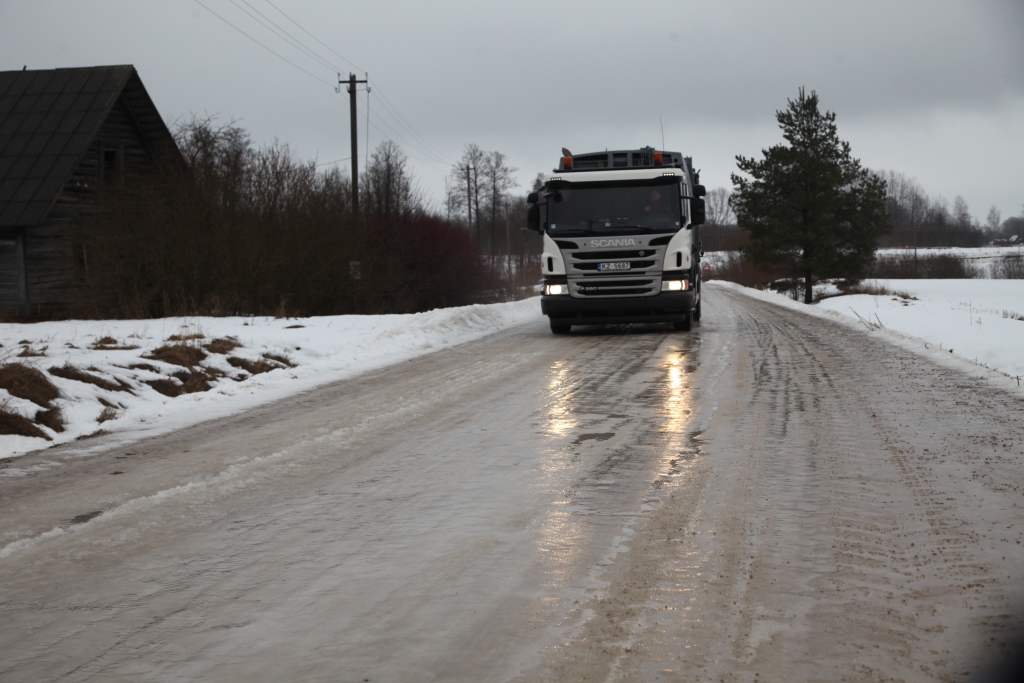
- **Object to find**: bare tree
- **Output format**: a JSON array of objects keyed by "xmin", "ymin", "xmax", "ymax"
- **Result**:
[
  {"xmin": 953, "ymin": 195, "xmax": 972, "ymax": 230},
  {"xmin": 362, "ymin": 140, "xmax": 422, "ymax": 223},
  {"xmin": 452, "ymin": 144, "xmax": 487, "ymax": 242},
  {"xmin": 986, "ymin": 206, "xmax": 1002, "ymax": 232},
  {"xmin": 482, "ymin": 151, "xmax": 518, "ymax": 253},
  {"xmin": 705, "ymin": 187, "xmax": 734, "ymax": 226},
  {"xmin": 443, "ymin": 172, "xmax": 465, "ymax": 225}
]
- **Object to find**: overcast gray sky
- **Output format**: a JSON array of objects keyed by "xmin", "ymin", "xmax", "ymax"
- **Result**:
[{"xmin": 3, "ymin": 0, "xmax": 1023, "ymax": 222}]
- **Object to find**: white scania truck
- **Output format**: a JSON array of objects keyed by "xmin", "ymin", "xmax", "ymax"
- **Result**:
[{"xmin": 526, "ymin": 147, "xmax": 705, "ymax": 334}]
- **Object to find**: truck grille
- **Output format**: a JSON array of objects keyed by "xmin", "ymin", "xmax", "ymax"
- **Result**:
[
  {"xmin": 561, "ymin": 241, "xmax": 673, "ymax": 298},
  {"xmin": 571, "ymin": 278, "xmax": 658, "ymax": 297}
]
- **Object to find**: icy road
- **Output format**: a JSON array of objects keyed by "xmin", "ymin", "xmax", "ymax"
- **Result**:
[{"xmin": 1, "ymin": 286, "xmax": 1022, "ymax": 682}]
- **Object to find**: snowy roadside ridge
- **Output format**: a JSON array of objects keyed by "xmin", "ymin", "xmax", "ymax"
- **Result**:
[
  {"xmin": 0, "ymin": 298, "xmax": 544, "ymax": 460},
  {"xmin": 708, "ymin": 280, "xmax": 1024, "ymax": 398}
]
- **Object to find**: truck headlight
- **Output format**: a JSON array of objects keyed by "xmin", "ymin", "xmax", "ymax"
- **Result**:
[
  {"xmin": 544, "ymin": 283, "xmax": 568, "ymax": 296},
  {"xmin": 662, "ymin": 280, "xmax": 689, "ymax": 292}
]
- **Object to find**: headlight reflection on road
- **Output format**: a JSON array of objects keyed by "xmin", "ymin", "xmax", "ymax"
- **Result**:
[
  {"xmin": 535, "ymin": 503, "xmax": 589, "ymax": 589},
  {"xmin": 543, "ymin": 359, "xmax": 579, "ymax": 439},
  {"xmin": 658, "ymin": 347, "xmax": 699, "ymax": 483}
]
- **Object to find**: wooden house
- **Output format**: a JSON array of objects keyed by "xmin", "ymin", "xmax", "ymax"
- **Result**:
[{"xmin": 0, "ymin": 65, "xmax": 181, "ymax": 315}]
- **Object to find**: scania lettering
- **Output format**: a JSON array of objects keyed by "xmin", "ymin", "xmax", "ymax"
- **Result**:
[{"xmin": 526, "ymin": 147, "xmax": 705, "ymax": 334}]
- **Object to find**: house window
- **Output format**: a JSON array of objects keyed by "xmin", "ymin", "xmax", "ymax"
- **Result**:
[{"xmin": 99, "ymin": 143, "xmax": 123, "ymax": 187}]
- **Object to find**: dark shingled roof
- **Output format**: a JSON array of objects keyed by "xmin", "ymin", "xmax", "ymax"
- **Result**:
[{"xmin": 0, "ymin": 65, "xmax": 179, "ymax": 227}]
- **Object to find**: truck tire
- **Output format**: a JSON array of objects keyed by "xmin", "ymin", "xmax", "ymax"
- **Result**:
[
  {"xmin": 673, "ymin": 313, "xmax": 692, "ymax": 332},
  {"xmin": 550, "ymin": 321, "xmax": 572, "ymax": 335},
  {"xmin": 693, "ymin": 299, "xmax": 702, "ymax": 322}
]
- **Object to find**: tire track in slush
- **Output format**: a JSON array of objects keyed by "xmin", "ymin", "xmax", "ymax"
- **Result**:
[{"xmin": 518, "ymin": 285, "xmax": 1024, "ymax": 682}]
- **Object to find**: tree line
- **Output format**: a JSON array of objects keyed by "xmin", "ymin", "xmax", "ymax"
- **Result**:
[
  {"xmin": 71, "ymin": 118, "xmax": 538, "ymax": 319},
  {"xmin": 702, "ymin": 171, "xmax": 1022, "ymax": 252}
]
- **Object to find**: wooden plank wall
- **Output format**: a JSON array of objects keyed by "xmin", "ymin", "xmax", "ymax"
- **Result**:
[
  {"xmin": 20, "ymin": 96, "xmax": 155, "ymax": 313},
  {"xmin": 0, "ymin": 238, "xmax": 19, "ymax": 313}
]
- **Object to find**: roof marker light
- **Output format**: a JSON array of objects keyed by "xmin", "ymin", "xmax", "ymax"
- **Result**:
[
  {"xmin": 654, "ymin": 152, "xmax": 663, "ymax": 164},
  {"xmin": 562, "ymin": 156, "xmax": 573, "ymax": 168}
]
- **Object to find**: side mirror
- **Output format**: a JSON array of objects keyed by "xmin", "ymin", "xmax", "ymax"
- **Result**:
[
  {"xmin": 527, "ymin": 191, "xmax": 539, "ymax": 204},
  {"xmin": 693, "ymin": 184, "xmax": 706, "ymax": 198},
  {"xmin": 690, "ymin": 197, "xmax": 706, "ymax": 225},
  {"xmin": 527, "ymin": 203, "xmax": 541, "ymax": 232}
]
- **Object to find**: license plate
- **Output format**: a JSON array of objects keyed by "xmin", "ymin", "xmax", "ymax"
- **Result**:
[{"xmin": 598, "ymin": 261, "xmax": 631, "ymax": 271}]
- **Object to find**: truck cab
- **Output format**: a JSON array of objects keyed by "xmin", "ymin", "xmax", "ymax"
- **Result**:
[{"xmin": 527, "ymin": 147, "xmax": 705, "ymax": 334}]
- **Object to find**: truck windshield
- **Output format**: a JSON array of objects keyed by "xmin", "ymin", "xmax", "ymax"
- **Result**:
[{"xmin": 547, "ymin": 183, "xmax": 682, "ymax": 236}]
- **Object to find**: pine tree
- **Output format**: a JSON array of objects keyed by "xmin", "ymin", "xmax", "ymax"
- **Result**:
[{"xmin": 731, "ymin": 88, "xmax": 890, "ymax": 303}]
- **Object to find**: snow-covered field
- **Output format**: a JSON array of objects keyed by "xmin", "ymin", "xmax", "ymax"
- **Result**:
[
  {"xmin": 705, "ymin": 244, "xmax": 1024, "ymax": 279},
  {"xmin": 0, "ymin": 299, "xmax": 542, "ymax": 459},
  {"xmin": 716, "ymin": 279, "xmax": 1024, "ymax": 391},
  {"xmin": 876, "ymin": 245, "xmax": 1024, "ymax": 277}
]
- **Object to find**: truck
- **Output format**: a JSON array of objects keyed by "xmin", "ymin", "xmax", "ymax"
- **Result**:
[{"xmin": 526, "ymin": 147, "xmax": 705, "ymax": 334}]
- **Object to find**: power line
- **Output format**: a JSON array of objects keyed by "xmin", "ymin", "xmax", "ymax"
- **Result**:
[
  {"xmin": 262, "ymin": 0, "xmax": 365, "ymax": 73},
  {"xmin": 316, "ymin": 157, "xmax": 351, "ymax": 167},
  {"xmin": 196, "ymin": 0, "xmax": 455, "ymax": 177},
  {"xmin": 229, "ymin": 0, "xmax": 339, "ymax": 72},
  {"xmin": 191, "ymin": 0, "xmax": 333, "ymax": 87},
  {"xmin": 249, "ymin": 1, "xmax": 454, "ymax": 169},
  {"xmin": 358, "ymin": 91, "xmax": 449, "ymax": 169},
  {"xmin": 369, "ymin": 82, "xmax": 458, "ymax": 165},
  {"xmin": 363, "ymin": 113, "xmax": 448, "ymax": 173}
]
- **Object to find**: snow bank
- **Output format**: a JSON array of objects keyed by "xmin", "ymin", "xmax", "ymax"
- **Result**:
[
  {"xmin": 0, "ymin": 298, "xmax": 543, "ymax": 459},
  {"xmin": 710, "ymin": 280, "xmax": 1024, "ymax": 395}
]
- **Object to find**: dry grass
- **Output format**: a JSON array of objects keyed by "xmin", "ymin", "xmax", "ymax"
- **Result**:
[
  {"xmin": 128, "ymin": 363, "xmax": 161, "ymax": 373},
  {"xmin": 145, "ymin": 368, "xmax": 216, "ymax": 397},
  {"xmin": 91, "ymin": 336, "xmax": 140, "ymax": 351},
  {"xmin": 49, "ymin": 364, "xmax": 131, "ymax": 392},
  {"xmin": 262, "ymin": 352, "xmax": 294, "ymax": 368},
  {"xmin": 145, "ymin": 343, "xmax": 207, "ymax": 368},
  {"xmin": 0, "ymin": 363, "xmax": 60, "ymax": 407},
  {"xmin": 203, "ymin": 337, "xmax": 241, "ymax": 354},
  {"xmin": 227, "ymin": 356, "xmax": 277, "ymax": 375},
  {"xmin": 17, "ymin": 345, "xmax": 48, "ymax": 357},
  {"xmin": 167, "ymin": 332, "xmax": 205, "ymax": 342},
  {"xmin": 0, "ymin": 403, "xmax": 51, "ymax": 440},
  {"xmin": 177, "ymin": 372, "xmax": 212, "ymax": 394},
  {"xmin": 1002, "ymin": 310, "xmax": 1024, "ymax": 322},
  {"xmin": 75, "ymin": 429, "xmax": 110, "ymax": 441},
  {"xmin": 145, "ymin": 378, "xmax": 182, "ymax": 397},
  {"xmin": 34, "ymin": 406, "xmax": 66, "ymax": 433},
  {"xmin": 97, "ymin": 406, "xmax": 122, "ymax": 423}
]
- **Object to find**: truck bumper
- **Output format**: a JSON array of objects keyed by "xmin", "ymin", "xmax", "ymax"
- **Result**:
[{"xmin": 541, "ymin": 290, "xmax": 696, "ymax": 325}]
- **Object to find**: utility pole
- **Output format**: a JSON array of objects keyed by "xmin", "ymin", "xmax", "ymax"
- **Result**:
[
  {"xmin": 464, "ymin": 164, "xmax": 473, "ymax": 235},
  {"xmin": 338, "ymin": 73, "xmax": 368, "ymax": 219}
]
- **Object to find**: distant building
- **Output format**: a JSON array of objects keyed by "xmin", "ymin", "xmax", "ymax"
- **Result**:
[{"xmin": 0, "ymin": 65, "xmax": 181, "ymax": 315}]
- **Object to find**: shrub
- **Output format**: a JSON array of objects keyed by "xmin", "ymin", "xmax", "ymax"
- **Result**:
[
  {"xmin": 992, "ymin": 255, "xmax": 1024, "ymax": 279},
  {"xmin": 870, "ymin": 253, "xmax": 980, "ymax": 279}
]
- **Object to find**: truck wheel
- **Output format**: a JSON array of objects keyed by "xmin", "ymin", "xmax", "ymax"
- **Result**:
[
  {"xmin": 694, "ymin": 300, "xmax": 702, "ymax": 322},
  {"xmin": 550, "ymin": 322, "xmax": 571, "ymax": 335},
  {"xmin": 673, "ymin": 313, "xmax": 692, "ymax": 332}
]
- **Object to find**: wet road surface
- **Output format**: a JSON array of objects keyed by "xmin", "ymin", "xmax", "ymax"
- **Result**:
[{"xmin": 1, "ymin": 284, "xmax": 1022, "ymax": 681}]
